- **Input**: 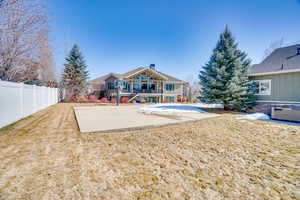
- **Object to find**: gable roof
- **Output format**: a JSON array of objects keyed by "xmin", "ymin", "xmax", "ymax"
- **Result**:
[
  {"xmin": 250, "ymin": 44, "xmax": 300, "ymax": 76},
  {"xmin": 89, "ymin": 73, "xmax": 121, "ymax": 85},
  {"xmin": 90, "ymin": 66, "xmax": 186, "ymax": 83},
  {"xmin": 156, "ymin": 71, "xmax": 185, "ymax": 82},
  {"xmin": 122, "ymin": 67, "xmax": 146, "ymax": 78}
]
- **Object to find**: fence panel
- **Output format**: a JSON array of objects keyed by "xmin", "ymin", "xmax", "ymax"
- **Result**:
[
  {"xmin": 0, "ymin": 80, "xmax": 59, "ymax": 128},
  {"xmin": 23, "ymin": 84, "xmax": 35, "ymax": 118}
]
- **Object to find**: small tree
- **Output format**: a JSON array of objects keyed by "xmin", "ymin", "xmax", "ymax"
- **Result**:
[
  {"xmin": 61, "ymin": 44, "xmax": 89, "ymax": 100},
  {"xmin": 199, "ymin": 26, "xmax": 255, "ymax": 111}
]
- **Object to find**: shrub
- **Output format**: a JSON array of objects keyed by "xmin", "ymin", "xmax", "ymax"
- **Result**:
[
  {"xmin": 177, "ymin": 96, "xmax": 182, "ymax": 102},
  {"xmin": 71, "ymin": 95, "xmax": 78, "ymax": 102},
  {"xmin": 78, "ymin": 96, "xmax": 89, "ymax": 103},
  {"xmin": 88, "ymin": 95, "xmax": 98, "ymax": 102},
  {"xmin": 182, "ymin": 97, "xmax": 188, "ymax": 102},
  {"xmin": 100, "ymin": 97, "xmax": 109, "ymax": 103},
  {"xmin": 163, "ymin": 98, "xmax": 168, "ymax": 103},
  {"xmin": 111, "ymin": 98, "xmax": 116, "ymax": 103},
  {"xmin": 99, "ymin": 91, "xmax": 105, "ymax": 99},
  {"xmin": 121, "ymin": 97, "xmax": 129, "ymax": 103}
]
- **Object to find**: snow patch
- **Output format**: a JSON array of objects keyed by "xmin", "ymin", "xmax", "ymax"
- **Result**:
[
  {"xmin": 139, "ymin": 103, "xmax": 223, "ymax": 115},
  {"xmin": 238, "ymin": 113, "xmax": 300, "ymax": 126},
  {"xmin": 194, "ymin": 103, "xmax": 224, "ymax": 109},
  {"xmin": 239, "ymin": 113, "xmax": 270, "ymax": 120}
]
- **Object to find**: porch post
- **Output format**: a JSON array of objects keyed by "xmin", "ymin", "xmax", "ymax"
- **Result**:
[
  {"xmin": 161, "ymin": 81, "xmax": 164, "ymax": 103},
  {"xmin": 131, "ymin": 81, "xmax": 133, "ymax": 93}
]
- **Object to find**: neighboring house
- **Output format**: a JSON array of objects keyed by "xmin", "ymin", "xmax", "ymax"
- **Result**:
[
  {"xmin": 89, "ymin": 64, "xmax": 189, "ymax": 103},
  {"xmin": 249, "ymin": 44, "xmax": 300, "ymax": 114}
]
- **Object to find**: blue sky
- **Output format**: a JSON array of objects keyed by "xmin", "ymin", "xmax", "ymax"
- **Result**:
[{"xmin": 47, "ymin": 0, "xmax": 300, "ymax": 81}]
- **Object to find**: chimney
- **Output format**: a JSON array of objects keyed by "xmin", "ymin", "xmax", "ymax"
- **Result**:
[
  {"xmin": 297, "ymin": 48, "xmax": 300, "ymax": 55},
  {"xmin": 149, "ymin": 64, "xmax": 156, "ymax": 70}
]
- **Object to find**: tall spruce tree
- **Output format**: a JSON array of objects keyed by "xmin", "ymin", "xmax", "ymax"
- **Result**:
[
  {"xmin": 199, "ymin": 26, "xmax": 255, "ymax": 111},
  {"xmin": 61, "ymin": 44, "xmax": 89, "ymax": 99}
]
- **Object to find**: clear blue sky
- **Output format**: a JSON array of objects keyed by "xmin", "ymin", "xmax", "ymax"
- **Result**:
[{"xmin": 47, "ymin": 0, "xmax": 300, "ymax": 81}]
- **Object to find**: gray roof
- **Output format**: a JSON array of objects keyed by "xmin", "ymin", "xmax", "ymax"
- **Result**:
[{"xmin": 250, "ymin": 44, "xmax": 300, "ymax": 74}]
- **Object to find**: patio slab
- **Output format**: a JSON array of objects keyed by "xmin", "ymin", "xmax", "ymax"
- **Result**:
[{"xmin": 74, "ymin": 105, "xmax": 219, "ymax": 133}]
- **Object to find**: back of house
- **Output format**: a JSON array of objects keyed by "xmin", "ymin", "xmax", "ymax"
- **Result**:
[
  {"xmin": 249, "ymin": 44, "xmax": 300, "ymax": 114},
  {"xmin": 89, "ymin": 64, "xmax": 189, "ymax": 103}
]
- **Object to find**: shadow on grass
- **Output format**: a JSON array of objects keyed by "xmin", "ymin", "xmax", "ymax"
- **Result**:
[
  {"xmin": 0, "ymin": 115, "xmax": 33, "ymax": 133},
  {"xmin": 203, "ymin": 108, "xmax": 243, "ymax": 115}
]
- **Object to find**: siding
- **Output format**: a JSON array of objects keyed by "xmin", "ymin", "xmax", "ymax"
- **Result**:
[
  {"xmin": 250, "ymin": 72, "xmax": 300, "ymax": 102},
  {"xmin": 163, "ymin": 82, "xmax": 182, "ymax": 95}
]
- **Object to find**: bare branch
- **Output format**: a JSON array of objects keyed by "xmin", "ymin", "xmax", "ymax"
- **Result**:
[{"xmin": 0, "ymin": 0, "xmax": 55, "ymax": 83}]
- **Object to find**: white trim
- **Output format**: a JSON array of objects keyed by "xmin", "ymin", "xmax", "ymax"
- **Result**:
[
  {"xmin": 249, "ymin": 69, "xmax": 300, "ymax": 76},
  {"xmin": 253, "ymin": 79, "xmax": 272, "ymax": 96},
  {"xmin": 104, "ymin": 73, "xmax": 120, "ymax": 81},
  {"xmin": 126, "ymin": 67, "xmax": 168, "ymax": 80},
  {"xmin": 125, "ymin": 68, "xmax": 146, "ymax": 78},
  {"xmin": 256, "ymin": 100, "xmax": 300, "ymax": 104},
  {"xmin": 163, "ymin": 94, "xmax": 178, "ymax": 97}
]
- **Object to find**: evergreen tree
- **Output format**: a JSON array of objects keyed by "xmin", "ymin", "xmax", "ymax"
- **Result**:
[
  {"xmin": 199, "ymin": 26, "xmax": 255, "ymax": 111},
  {"xmin": 61, "ymin": 44, "xmax": 89, "ymax": 99}
]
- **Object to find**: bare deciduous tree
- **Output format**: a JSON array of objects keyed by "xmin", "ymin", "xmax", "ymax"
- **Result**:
[
  {"xmin": 36, "ymin": 28, "xmax": 56, "ymax": 82},
  {"xmin": 0, "ymin": 0, "xmax": 55, "ymax": 83},
  {"xmin": 262, "ymin": 38, "xmax": 284, "ymax": 60},
  {"xmin": 185, "ymin": 74, "xmax": 201, "ymax": 102},
  {"xmin": 262, "ymin": 39, "xmax": 300, "ymax": 62}
]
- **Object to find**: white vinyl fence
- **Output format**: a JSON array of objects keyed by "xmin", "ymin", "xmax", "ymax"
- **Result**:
[{"xmin": 0, "ymin": 80, "xmax": 59, "ymax": 128}]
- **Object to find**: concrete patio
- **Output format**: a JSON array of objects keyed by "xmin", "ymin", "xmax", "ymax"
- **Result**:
[{"xmin": 74, "ymin": 105, "xmax": 219, "ymax": 132}]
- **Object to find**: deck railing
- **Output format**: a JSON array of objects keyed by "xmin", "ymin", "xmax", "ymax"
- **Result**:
[{"xmin": 121, "ymin": 89, "xmax": 161, "ymax": 94}]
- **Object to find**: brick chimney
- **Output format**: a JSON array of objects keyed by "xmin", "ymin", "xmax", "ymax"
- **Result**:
[{"xmin": 149, "ymin": 64, "xmax": 156, "ymax": 70}]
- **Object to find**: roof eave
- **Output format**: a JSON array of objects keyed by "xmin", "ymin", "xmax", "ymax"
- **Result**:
[
  {"xmin": 125, "ymin": 67, "xmax": 168, "ymax": 80},
  {"xmin": 103, "ymin": 73, "xmax": 122, "ymax": 81},
  {"xmin": 249, "ymin": 69, "xmax": 300, "ymax": 76}
]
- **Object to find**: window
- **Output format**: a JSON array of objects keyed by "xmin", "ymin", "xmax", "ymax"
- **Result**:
[
  {"xmin": 253, "ymin": 80, "xmax": 271, "ymax": 95},
  {"xmin": 141, "ymin": 83, "xmax": 147, "ymax": 90},
  {"xmin": 135, "ymin": 75, "xmax": 151, "ymax": 80},
  {"xmin": 123, "ymin": 82, "xmax": 130, "ymax": 91},
  {"xmin": 165, "ymin": 83, "xmax": 175, "ymax": 91},
  {"xmin": 107, "ymin": 82, "xmax": 115, "ymax": 90},
  {"xmin": 150, "ymin": 84, "xmax": 156, "ymax": 90}
]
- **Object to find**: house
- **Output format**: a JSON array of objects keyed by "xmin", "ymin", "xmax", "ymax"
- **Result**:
[
  {"xmin": 249, "ymin": 44, "xmax": 300, "ymax": 114},
  {"xmin": 89, "ymin": 64, "xmax": 189, "ymax": 103}
]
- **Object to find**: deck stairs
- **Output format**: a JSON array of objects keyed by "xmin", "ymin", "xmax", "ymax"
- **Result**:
[{"xmin": 128, "ymin": 94, "xmax": 139, "ymax": 102}]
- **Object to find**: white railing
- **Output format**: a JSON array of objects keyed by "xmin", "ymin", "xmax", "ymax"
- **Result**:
[{"xmin": 0, "ymin": 80, "xmax": 59, "ymax": 128}]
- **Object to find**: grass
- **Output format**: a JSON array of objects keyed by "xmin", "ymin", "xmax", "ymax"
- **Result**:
[{"xmin": 0, "ymin": 103, "xmax": 299, "ymax": 199}]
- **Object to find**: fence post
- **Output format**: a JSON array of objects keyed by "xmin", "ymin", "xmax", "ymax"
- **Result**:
[
  {"xmin": 47, "ymin": 87, "xmax": 49, "ymax": 106},
  {"xmin": 57, "ymin": 88, "xmax": 59, "ymax": 103},
  {"xmin": 33, "ymin": 85, "xmax": 37, "ymax": 112},
  {"xmin": 20, "ymin": 83, "xmax": 24, "ymax": 118},
  {"xmin": 42, "ymin": 86, "xmax": 46, "ymax": 109}
]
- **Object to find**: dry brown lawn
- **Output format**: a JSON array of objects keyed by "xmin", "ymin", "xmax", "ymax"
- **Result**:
[{"xmin": 0, "ymin": 103, "xmax": 299, "ymax": 200}]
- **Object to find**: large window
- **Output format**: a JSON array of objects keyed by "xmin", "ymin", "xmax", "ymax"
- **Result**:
[
  {"xmin": 133, "ymin": 82, "xmax": 141, "ymax": 90},
  {"xmin": 253, "ymin": 80, "xmax": 271, "ymax": 95},
  {"xmin": 165, "ymin": 83, "xmax": 175, "ymax": 91}
]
